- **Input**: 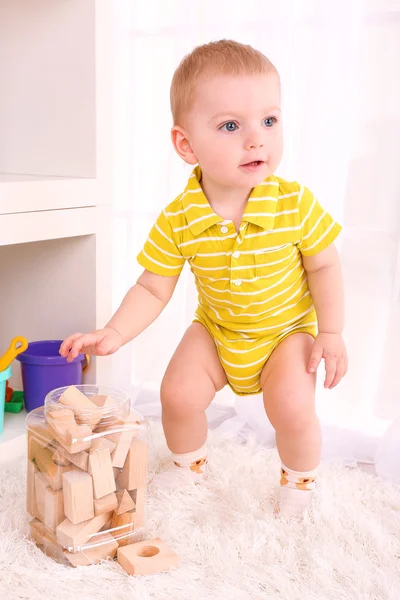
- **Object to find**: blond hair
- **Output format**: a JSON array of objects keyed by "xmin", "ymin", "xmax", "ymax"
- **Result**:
[{"xmin": 170, "ymin": 39, "xmax": 278, "ymax": 125}]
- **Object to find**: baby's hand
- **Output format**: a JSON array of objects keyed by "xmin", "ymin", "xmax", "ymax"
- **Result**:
[
  {"xmin": 307, "ymin": 332, "xmax": 348, "ymax": 389},
  {"xmin": 59, "ymin": 328, "xmax": 123, "ymax": 363}
]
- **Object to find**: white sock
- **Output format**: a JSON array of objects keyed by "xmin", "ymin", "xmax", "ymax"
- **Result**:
[
  {"xmin": 150, "ymin": 444, "xmax": 208, "ymax": 490},
  {"xmin": 277, "ymin": 462, "xmax": 319, "ymax": 520}
]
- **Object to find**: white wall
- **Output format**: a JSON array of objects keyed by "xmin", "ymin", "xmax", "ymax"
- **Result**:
[{"xmin": 0, "ymin": 0, "xmax": 96, "ymax": 178}]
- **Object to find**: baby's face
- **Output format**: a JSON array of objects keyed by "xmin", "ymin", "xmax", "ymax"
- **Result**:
[{"xmin": 185, "ymin": 73, "xmax": 283, "ymax": 189}]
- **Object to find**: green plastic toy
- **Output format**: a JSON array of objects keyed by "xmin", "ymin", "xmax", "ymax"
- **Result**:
[{"xmin": 5, "ymin": 390, "xmax": 24, "ymax": 413}]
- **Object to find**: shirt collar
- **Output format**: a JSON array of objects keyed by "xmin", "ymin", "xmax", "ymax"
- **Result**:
[{"xmin": 181, "ymin": 166, "xmax": 280, "ymax": 235}]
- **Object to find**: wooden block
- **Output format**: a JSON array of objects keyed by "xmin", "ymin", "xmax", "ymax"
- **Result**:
[
  {"xmin": 109, "ymin": 428, "xmax": 136, "ymax": 469},
  {"xmin": 132, "ymin": 488, "xmax": 146, "ymax": 529},
  {"xmin": 29, "ymin": 519, "xmax": 66, "ymax": 563},
  {"xmin": 55, "ymin": 447, "xmax": 89, "ymax": 471},
  {"xmin": 90, "ymin": 437, "xmax": 116, "ymax": 454},
  {"xmin": 62, "ymin": 469, "xmax": 94, "ymax": 525},
  {"xmin": 91, "ymin": 394, "xmax": 114, "ymax": 408},
  {"xmin": 88, "ymin": 448, "xmax": 116, "ymax": 499},
  {"xmin": 115, "ymin": 490, "xmax": 136, "ymax": 515},
  {"xmin": 116, "ymin": 439, "xmax": 148, "ymax": 490},
  {"xmin": 30, "ymin": 438, "xmax": 73, "ymax": 491},
  {"xmin": 44, "ymin": 488, "xmax": 65, "ymax": 533},
  {"xmin": 47, "ymin": 407, "xmax": 76, "ymax": 425},
  {"xmin": 34, "ymin": 471, "xmax": 50, "ymax": 521},
  {"xmin": 117, "ymin": 538, "xmax": 179, "ymax": 576},
  {"xmin": 56, "ymin": 511, "xmax": 112, "ymax": 552},
  {"xmin": 64, "ymin": 533, "xmax": 118, "ymax": 567},
  {"xmin": 94, "ymin": 492, "xmax": 118, "ymax": 516},
  {"xmin": 61, "ymin": 424, "xmax": 92, "ymax": 455},
  {"xmin": 52, "ymin": 448, "xmax": 71, "ymax": 467},
  {"xmin": 28, "ymin": 428, "xmax": 53, "ymax": 460},
  {"xmin": 59, "ymin": 386, "xmax": 101, "ymax": 425},
  {"xmin": 111, "ymin": 511, "xmax": 138, "ymax": 547},
  {"xmin": 27, "ymin": 459, "xmax": 39, "ymax": 518}
]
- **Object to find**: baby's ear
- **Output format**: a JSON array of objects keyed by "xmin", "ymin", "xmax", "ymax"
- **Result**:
[{"xmin": 171, "ymin": 126, "xmax": 198, "ymax": 165}]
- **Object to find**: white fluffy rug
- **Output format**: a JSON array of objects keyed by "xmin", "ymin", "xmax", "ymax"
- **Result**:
[{"xmin": 1, "ymin": 421, "xmax": 400, "ymax": 600}]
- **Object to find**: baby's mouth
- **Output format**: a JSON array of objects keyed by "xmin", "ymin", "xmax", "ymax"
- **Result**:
[{"xmin": 240, "ymin": 160, "xmax": 265, "ymax": 168}]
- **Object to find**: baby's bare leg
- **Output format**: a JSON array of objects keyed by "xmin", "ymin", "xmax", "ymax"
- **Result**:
[
  {"xmin": 260, "ymin": 332, "xmax": 320, "ymax": 470},
  {"xmin": 260, "ymin": 333, "xmax": 321, "ymax": 519},
  {"xmin": 160, "ymin": 322, "xmax": 227, "ymax": 454}
]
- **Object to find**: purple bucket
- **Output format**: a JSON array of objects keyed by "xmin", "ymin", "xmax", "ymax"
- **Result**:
[{"xmin": 16, "ymin": 340, "xmax": 89, "ymax": 412}]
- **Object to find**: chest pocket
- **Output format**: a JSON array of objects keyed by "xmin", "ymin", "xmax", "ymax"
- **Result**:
[{"xmin": 254, "ymin": 244, "xmax": 297, "ymax": 278}]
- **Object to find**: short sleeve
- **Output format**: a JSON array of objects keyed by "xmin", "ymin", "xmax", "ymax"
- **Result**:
[
  {"xmin": 137, "ymin": 210, "xmax": 185, "ymax": 276},
  {"xmin": 296, "ymin": 185, "xmax": 342, "ymax": 256}
]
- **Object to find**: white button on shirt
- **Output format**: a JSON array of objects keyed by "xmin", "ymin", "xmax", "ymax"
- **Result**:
[
  {"xmin": 234, "ymin": 279, "xmax": 242, "ymax": 286},
  {"xmin": 232, "ymin": 251, "xmax": 240, "ymax": 259},
  {"xmin": 220, "ymin": 226, "xmax": 229, "ymax": 234}
]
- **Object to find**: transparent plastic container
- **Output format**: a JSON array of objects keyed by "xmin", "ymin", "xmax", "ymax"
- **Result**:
[{"xmin": 25, "ymin": 384, "xmax": 149, "ymax": 567}]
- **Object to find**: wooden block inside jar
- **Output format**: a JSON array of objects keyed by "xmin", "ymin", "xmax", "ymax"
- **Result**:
[
  {"xmin": 61, "ymin": 424, "xmax": 93, "ymax": 455},
  {"xmin": 64, "ymin": 533, "xmax": 119, "ymax": 567},
  {"xmin": 29, "ymin": 519, "xmax": 67, "ymax": 564},
  {"xmin": 88, "ymin": 448, "xmax": 116, "ymax": 499},
  {"xmin": 94, "ymin": 492, "xmax": 118, "ymax": 517},
  {"xmin": 115, "ymin": 490, "xmax": 136, "ymax": 515},
  {"xmin": 34, "ymin": 471, "xmax": 50, "ymax": 522},
  {"xmin": 27, "ymin": 459, "xmax": 39, "ymax": 519},
  {"xmin": 111, "ymin": 510, "xmax": 138, "ymax": 547},
  {"xmin": 56, "ymin": 511, "xmax": 113, "ymax": 552},
  {"xmin": 30, "ymin": 438, "xmax": 74, "ymax": 491},
  {"xmin": 53, "ymin": 446, "xmax": 89, "ymax": 471},
  {"xmin": 116, "ymin": 439, "xmax": 148, "ymax": 491},
  {"xmin": 62, "ymin": 470, "xmax": 94, "ymax": 525},
  {"xmin": 59, "ymin": 385, "xmax": 101, "ymax": 426},
  {"xmin": 131, "ymin": 488, "xmax": 146, "ymax": 529},
  {"xmin": 44, "ymin": 487, "xmax": 65, "ymax": 533}
]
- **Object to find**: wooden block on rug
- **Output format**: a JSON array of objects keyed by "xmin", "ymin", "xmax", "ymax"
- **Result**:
[
  {"xmin": 88, "ymin": 448, "xmax": 116, "ymax": 499},
  {"xmin": 56, "ymin": 511, "xmax": 113, "ymax": 551},
  {"xmin": 62, "ymin": 469, "xmax": 94, "ymax": 524},
  {"xmin": 117, "ymin": 538, "xmax": 179, "ymax": 576},
  {"xmin": 64, "ymin": 533, "xmax": 119, "ymax": 567}
]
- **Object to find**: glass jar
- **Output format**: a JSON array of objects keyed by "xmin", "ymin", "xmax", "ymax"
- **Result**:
[{"xmin": 26, "ymin": 384, "xmax": 149, "ymax": 567}]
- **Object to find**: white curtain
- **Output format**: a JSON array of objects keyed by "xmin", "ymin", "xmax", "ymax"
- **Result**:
[{"xmin": 111, "ymin": 0, "xmax": 400, "ymax": 477}]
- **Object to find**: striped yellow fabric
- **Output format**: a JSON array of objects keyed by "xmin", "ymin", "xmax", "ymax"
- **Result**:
[{"xmin": 137, "ymin": 166, "xmax": 342, "ymax": 395}]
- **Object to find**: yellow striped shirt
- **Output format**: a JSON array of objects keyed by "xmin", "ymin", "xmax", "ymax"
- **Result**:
[{"xmin": 137, "ymin": 166, "xmax": 342, "ymax": 335}]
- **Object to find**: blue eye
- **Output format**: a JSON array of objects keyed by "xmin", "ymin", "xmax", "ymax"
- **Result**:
[
  {"xmin": 263, "ymin": 117, "xmax": 276, "ymax": 128},
  {"xmin": 220, "ymin": 121, "xmax": 238, "ymax": 132}
]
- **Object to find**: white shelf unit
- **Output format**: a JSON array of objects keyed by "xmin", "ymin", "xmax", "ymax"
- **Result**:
[{"xmin": 0, "ymin": 0, "xmax": 115, "ymax": 464}]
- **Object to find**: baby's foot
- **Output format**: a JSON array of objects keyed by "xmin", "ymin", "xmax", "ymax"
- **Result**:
[{"xmin": 150, "ymin": 459, "xmax": 208, "ymax": 490}]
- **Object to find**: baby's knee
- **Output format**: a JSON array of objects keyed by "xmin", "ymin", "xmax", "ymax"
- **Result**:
[
  {"xmin": 160, "ymin": 375, "xmax": 192, "ymax": 416},
  {"xmin": 268, "ymin": 391, "xmax": 318, "ymax": 433}
]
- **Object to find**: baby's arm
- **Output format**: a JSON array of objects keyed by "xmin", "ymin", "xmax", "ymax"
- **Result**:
[
  {"xmin": 302, "ymin": 244, "xmax": 344, "ymax": 335},
  {"xmin": 60, "ymin": 270, "xmax": 179, "ymax": 362},
  {"xmin": 302, "ymin": 244, "xmax": 348, "ymax": 388},
  {"xmin": 107, "ymin": 270, "xmax": 179, "ymax": 344}
]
